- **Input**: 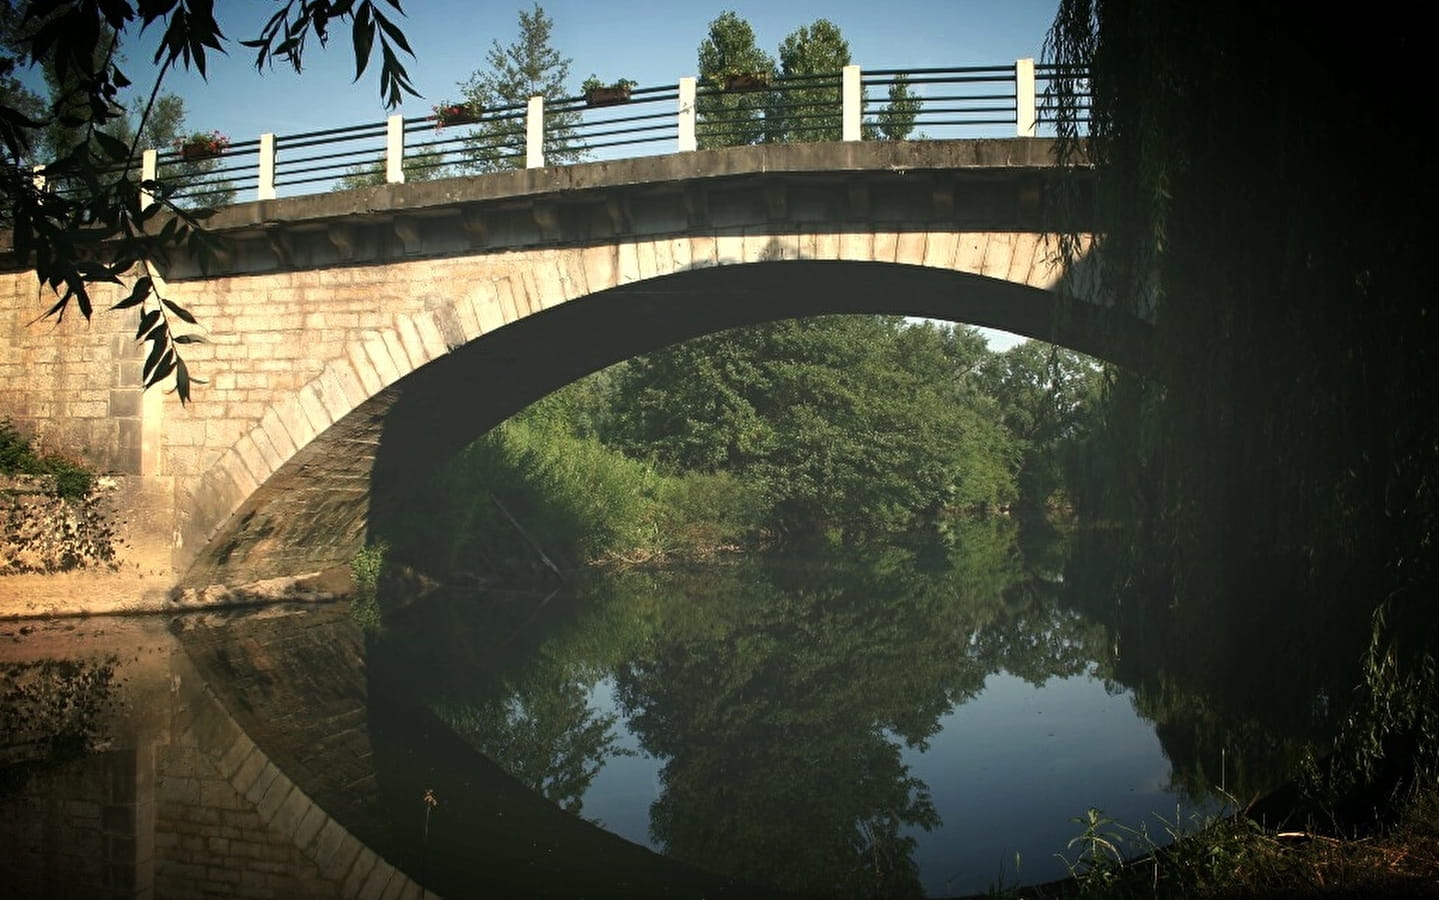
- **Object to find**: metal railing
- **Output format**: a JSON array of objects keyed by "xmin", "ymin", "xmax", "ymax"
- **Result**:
[{"xmin": 117, "ymin": 59, "xmax": 1085, "ymax": 207}]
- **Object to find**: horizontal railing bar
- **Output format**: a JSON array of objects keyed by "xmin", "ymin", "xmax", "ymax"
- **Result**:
[
  {"xmin": 276, "ymin": 121, "xmax": 390, "ymax": 143},
  {"xmin": 561, "ymin": 109, "xmax": 678, "ymax": 131},
  {"xmin": 866, "ymin": 65, "xmax": 1016, "ymax": 76},
  {"xmin": 106, "ymin": 61, "xmax": 1089, "ymax": 207},
  {"xmin": 914, "ymin": 105, "xmax": 1017, "ymax": 115},
  {"xmin": 571, "ymin": 135, "xmax": 672, "ymax": 154},
  {"xmin": 569, "ymin": 124, "xmax": 674, "ymax": 143},
  {"xmin": 911, "ymin": 118, "xmax": 1016, "ymax": 127}
]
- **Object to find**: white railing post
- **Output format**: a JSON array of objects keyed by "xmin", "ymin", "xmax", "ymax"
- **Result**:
[
  {"xmin": 842, "ymin": 65, "xmax": 862, "ymax": 141},
  {"xmin": 386, "ymin": 114, "xmax": 405, "ymax": 184},
  {"xmin": 526, "ymin": 95, "xmax": 545, "ymax": 168},
  {"xmin": 257, "ymin": 133, "xmax": 276, "ymax": 200},
  {"xmin": 678, "ymin": 76, "xmax": 697, "ymax": 152},
  {"xmin": 1016, "ymin": 57, "xmax": 1037, "ymax": 137},
  {"xmin": 138, "ymin": 151, "xmax": 156, "ymax": 208}
]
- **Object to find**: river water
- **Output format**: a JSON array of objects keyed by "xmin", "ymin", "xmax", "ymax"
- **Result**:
[{"xmin": 0, "ymin": 518, "xmax": 1368, "ymax": 898}]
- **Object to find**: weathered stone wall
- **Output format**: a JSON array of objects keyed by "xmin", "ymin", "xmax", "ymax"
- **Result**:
[
  {"xmin": 0, "ymin": 474, "xmax": 120, "ymax": 575},
  {"xmin": 0, "ymin": 471, "xmax": 179, "ymax": 616},
  {"xmin": 0, "ymin": 274, "xmax": 147, "ymax": 476}
]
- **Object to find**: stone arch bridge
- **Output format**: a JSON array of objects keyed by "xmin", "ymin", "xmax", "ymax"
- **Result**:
[{"xmin": 0, "ymin": 139, "xmax": 1135, "ymax": 589}]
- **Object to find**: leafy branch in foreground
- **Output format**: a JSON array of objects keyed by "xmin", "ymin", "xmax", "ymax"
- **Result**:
[{"xmin": 2, "ymin": 0, "xmax": 419, "ymax": 403}]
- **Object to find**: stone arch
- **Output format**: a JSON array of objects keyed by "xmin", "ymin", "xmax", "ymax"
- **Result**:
[{"xmin": 179, "ymin": 228, "xmax": 1128, "ymax": 587}]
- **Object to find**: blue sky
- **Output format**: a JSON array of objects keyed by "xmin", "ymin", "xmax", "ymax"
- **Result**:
[
  {"xmin": 150, "ymin": 1, "xmax": 1058, "ymax": 349},
  {"xmin": 155, "ymin": 1, "xmax": 1060, "ymax": 144}
]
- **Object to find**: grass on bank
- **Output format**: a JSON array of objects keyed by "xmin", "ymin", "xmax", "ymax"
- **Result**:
[
  {"xmin": 0, "ymin": 418, "xmax": 93, "ymax": 500},
  {"xmin": 377, "ymin": 418, "xmax": 763, "ymax": 580},
  {"xmin": 989, "ymin": 792, "xmax": 1439, "ymax": 899}
]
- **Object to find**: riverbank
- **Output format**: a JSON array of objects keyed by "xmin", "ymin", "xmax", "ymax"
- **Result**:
[
  {"xmin": 976, "ymin": 792, "xmax": 1439, "ymax": 899},
  {"xmin": 0, "ymin": 564, "xmax": 354, "ymax": 620}
]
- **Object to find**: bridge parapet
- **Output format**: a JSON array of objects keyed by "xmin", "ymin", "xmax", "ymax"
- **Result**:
[{"xmin": 94, "ymin": 60, "xmax": 1085, "ymax": 209}]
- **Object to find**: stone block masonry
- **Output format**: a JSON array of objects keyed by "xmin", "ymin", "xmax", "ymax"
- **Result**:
[{"xmin": 0, "ymin": 140, "xmax": 1120, "ymax": 595}]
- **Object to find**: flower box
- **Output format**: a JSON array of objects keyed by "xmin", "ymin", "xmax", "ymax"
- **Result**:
[
  {"xmin": 723, "ymin": 73, "xmax": 771, "ymax": 92},
  {"xmin": 584, "ymin": 85, "xmax": 632, "ymax": 108},
  {"xmin": 180, "ymin": 143, "xmax": 221, "ymax": 160},
  {"xmin": 175, "ymin": 131, "xmax": 229, "ymax": 161},
  {"xmin": 434, "ymin": 103, "xmax": 482, "ymax": 128}
]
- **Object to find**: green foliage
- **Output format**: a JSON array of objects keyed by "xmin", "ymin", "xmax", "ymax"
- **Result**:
[
  {"xmin": 458, "ymin": 4, "xmax": 583, "ymax": 171},
  {"xmin": 772, "ymin": 19, "xmax": 849, "ymax": 143},
  {"xmin": 978, "ymin": 341, "xmax": 1103, "ymax": 510},
  {"xmin": 0, "ymin": 418, "xmax": 93, "ymax": 500},
  {"xmin": 696, "ymin": 11, "xmax": 776, "ymax": 149},
  {"xmin": 377, "ymin": 380, "xmax": 762, "ymax": 578},
  {"xmin": 349, "ymin": 541, "xmax": 387, "ymax": 631},
  {"xmin": 607, "ymin": 316, "xmax": 1018, "ymax": 540},
  {"xmin": 695, "ymin": 13, "xmax": 920, "ymax": 149},
  {"xmin": 335, "ymin": 153, "xmax": 450, "ymax": 190},
  {"xmin": 866, "ymin": 74, "xmax": 920, "ymax": 141}
]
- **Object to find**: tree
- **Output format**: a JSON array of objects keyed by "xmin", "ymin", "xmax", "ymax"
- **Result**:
[
  {"xmin": 0, "ymin": 0, "xmax": 419, "ymax": 403},
  {"xmin": 868, "ymin": 74, "xmax": 919, "ymax": 141},
  {"xmin": 770, "ymin": 20, "xmax": 920, "ymax": 144},
  {"xmin": 695, "ymin": 16, "xmax": 919, "ymax": 148},
  {"xmin": 1045, "ymin": 2, "xmax": 1438, "ymax": 799},
  {"xmin": 334, "ymin": 153, "xmax": 449, "ymax": 191},
  {"xmin": 607, "ymin": 317, "xmax": 1016, "ymax": 540},
  {"xmin": 977, "ymin": 341, "xmax": 1101, "ymax": 509},
  {"xmin": 456, "ymin": 4, "xmax": 580, "ymax": 171},
  {"xmin": 695, "ymin": 11, "xmax": 775, "ymax": 150},
  {"xmin": 771, "ymin": 19, "xmax": 850, "ymax": 143}
]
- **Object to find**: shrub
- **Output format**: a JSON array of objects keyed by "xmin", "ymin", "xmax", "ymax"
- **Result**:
[{"xmin": 0, "ymin": 419, "xmax": 94, "ymax": 500}]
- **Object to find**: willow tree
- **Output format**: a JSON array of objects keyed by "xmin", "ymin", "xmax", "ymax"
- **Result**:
[{"xmin": 1045, "ymin": 2, "xmax": 1435, "ymax": 801}]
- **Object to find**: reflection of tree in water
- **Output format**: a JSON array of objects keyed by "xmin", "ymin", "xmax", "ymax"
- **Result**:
[
  {"xmin": 407, "ymin": 519, "xmax": 1114, "ymax": 895},
  {"xmin": 437, "ymin": 659, "xmax": 630, "ymax": 815},
  {"xmin": 1059, "ymin": 526, "xmax": 1371, "ymax": 804},
  {"xmin": 609, "ymin": 520, "xmax": 1101, "ymax": 898}
]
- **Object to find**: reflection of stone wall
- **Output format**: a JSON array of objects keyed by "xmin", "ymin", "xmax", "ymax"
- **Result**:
[
  {"xmin": 0, "ymin": 617, "xmax": 430, "ymax": 899},
  {"xmin": 0, "ymin": 746, "xmax": 155, "ymax": 898},
  {"xmin": 156, "ymin": 717, "xmax": 340, "ymax": 898},
  {"xmin": 0, "ymin": 474, "xmax": 119, "ymax": 575},
  {"xmin": 163, "ymin": 645, "xmax": 427, "ymax": 899}
]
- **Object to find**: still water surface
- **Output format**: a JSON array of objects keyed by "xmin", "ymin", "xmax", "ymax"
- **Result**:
[{"xmin": 0, "ymin": 520, "xmax": 1350, "ymax": 898}]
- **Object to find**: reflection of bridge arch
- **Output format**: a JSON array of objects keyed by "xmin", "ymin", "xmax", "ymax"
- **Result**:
[{"xmin": 1, "ymin": 140, "xmax": 1137, "ymax": 586}]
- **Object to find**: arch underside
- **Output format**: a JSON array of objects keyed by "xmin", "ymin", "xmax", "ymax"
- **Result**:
[{"xmin": 183, "ymin": 260, "xmax": 1144, "ymax": 587}]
